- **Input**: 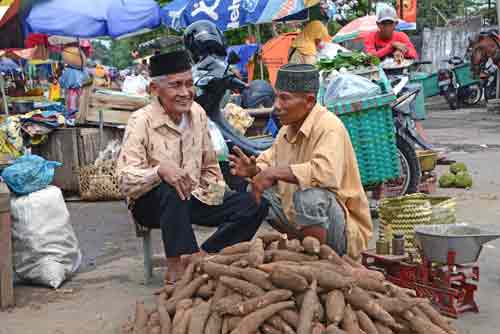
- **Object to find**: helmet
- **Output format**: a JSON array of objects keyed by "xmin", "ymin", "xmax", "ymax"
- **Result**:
[
  {"xmin": 241, "ymin": 80, "xmax": 276, "ymax": 109},
  {"xmin": 184, "ymin": 20, "xmax": 227, "ymax": 63},
  {"xmin": 479, "ymin": 28, "xmax": 500, "ymax": 40}
]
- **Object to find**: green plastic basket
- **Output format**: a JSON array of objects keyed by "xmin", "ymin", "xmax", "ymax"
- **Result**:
[
  {"xmin": 410, "ymin": 72, "xmax": 440, "ymax": 98},
  {"xmin": 324, "ymin": 91, "xmax": 400, "ymax": 186},
  {"xmin": 454, "ymin": 63, "xmax": 479, "ymax": 87}
]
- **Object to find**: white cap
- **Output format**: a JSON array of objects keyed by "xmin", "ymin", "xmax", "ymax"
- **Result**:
[{"xmin": 377, "ymin": 5, "xmax": 399, "ymax": 23}]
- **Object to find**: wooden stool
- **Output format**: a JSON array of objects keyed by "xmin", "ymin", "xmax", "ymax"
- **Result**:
[
  {"xmin": 127, "ymin": 209, "xmax": 154, "ymax": 284},
  {"xmin": 0, "ymin": 182, "xmax": 14, "ymax": 309}
]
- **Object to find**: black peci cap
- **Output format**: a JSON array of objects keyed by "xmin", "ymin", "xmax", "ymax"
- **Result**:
[{"xmin": 149, "ymin": 49, "xmax": 192, "ymax": 77}]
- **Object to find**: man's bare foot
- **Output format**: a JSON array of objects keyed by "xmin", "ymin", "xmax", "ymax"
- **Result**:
[
  {"xmin": 164, "ymin": 257, "xmax": 183, "ymax": 284},
  {"xmin": 181, "ymin": 251, "xmax": 207, "ymax": 267}
]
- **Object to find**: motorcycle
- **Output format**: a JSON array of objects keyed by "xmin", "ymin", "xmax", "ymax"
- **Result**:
[
  {"xmin": 437, "ymin": 56, "xmax": 482, "ymax": 109},
  {"xmin": 191, "ymin": 52, "xmax": 275, "ymax": 190},
  {"xmin": 369, "ymin": 72, "xmax": 423, "ymax": 196},
  {"xmin": 479, "ymin": 58, "xmax": 498, "ymax": 102}
]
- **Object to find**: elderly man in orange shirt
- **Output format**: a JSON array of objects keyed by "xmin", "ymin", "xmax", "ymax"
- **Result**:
[{"xmin": 230, "ymin": 64, "xmax": 373, "ymax": 258}]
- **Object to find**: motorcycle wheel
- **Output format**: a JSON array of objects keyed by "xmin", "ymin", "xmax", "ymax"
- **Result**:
[
  {"xmin": 484, "ymin": 85, "xmax": 497, "ymax": 102},
  {"xmin": 445, "ymin": 87, "xmax": 459, "ymax": 110},
  {"xmin": 382, "ymin": 135, "xmax": 421, "ymax": 197},
  {"xmin": 461, "ymin": 84, "xmax": 482, "ymax": 105}
]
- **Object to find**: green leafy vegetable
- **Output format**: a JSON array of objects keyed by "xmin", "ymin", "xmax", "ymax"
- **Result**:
[{"xmin": 317, "ymin": 52, "xmax": 380, "ymax": 71}]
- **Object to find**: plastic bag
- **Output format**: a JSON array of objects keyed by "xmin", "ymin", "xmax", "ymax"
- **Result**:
[
  {"xmin": 11, "ymin": 186, "xmax": 82, "ymax": 288},
  {"xmin": 208, "ymin": 119, "xmax": 229, "ymax": 162},
  {"xmin": 323, "ymin": 73, "xmax": 381, "ymax": 105},
  {"xmin": 224, "ymin": 103, "xmax": 254, "ymax": 135},
  {"xmin": 1, "ymin": 154, "xmax": 62, "ymax": 195},
  {"xmin": 94, "ymin": 140, "xmax": 121, "ymax": 166},
  {"xmin": 317, "ymin": 42, "xmax": 350, "ymax": 60},
  {"xmin": 122, "ymin": 75, "xmax": 149, "ymax": 96}
]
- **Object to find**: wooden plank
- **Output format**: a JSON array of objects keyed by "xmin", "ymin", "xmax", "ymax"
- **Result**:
[
  {"xmin": 0, "ymin": 183, "xmax": 14, "ymax": 309},
  {"xmin": 76, "ymin": 84, "xmax": 94, "ymax": 124},
  {"xmin": 77, "ymin": 127, "xmax": 124, "ymax": 166},
  {"xmin": 86, "ymin": 108, "xmax": 132, "ymax": 125},
  {"xmin": 246, "ymin": 107, "xmax": 273, "ymax": 117},
  {"xmin": 32, "ymin": 127, "xmax": 125, "ymax": 194},
  {"xmin": 32, "ymin": 128, "xmax": 80, "ymax": 193},
  {"xmin": 90, "ymin": 93, "xmax": 148, "ymax": 111}
]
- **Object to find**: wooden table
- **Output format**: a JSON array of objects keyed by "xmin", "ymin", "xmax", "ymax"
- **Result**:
[{"xmin": 0, "ymin": 182, "xmax": 13, "ymax": 309}]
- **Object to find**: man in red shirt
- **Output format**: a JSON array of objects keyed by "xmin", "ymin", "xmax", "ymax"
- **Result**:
[{"xmin": 364, "ymin": 6, "xmax": 418, "ymax": 61}]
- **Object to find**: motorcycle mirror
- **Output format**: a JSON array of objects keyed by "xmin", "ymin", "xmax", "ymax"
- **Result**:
[{"xmin": 228, "ymin": 51, "xmax": 240, "ymax": 65}]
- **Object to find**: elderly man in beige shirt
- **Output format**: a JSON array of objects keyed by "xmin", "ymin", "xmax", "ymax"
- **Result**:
[
  {"xmin": 230, "ymin": 64, "xmax": 373, "ymax": 258},
  {"xmin": 117, "ymin": 51, "xmax": 269, "ymax": 282}
]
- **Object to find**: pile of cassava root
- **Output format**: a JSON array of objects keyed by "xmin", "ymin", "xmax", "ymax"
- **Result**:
[{"xmin": 122, "ymin": 233, "xmax": 459, "ymax": 334}]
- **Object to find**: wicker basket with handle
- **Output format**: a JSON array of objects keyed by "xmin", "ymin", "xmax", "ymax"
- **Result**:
[
  {"xmin": 378, "ymin": 193, "xmax": 456, "ymax": 254},
  {"xmin": 78, "ymin": 160, "xmax": 123, "ymax": 201}
]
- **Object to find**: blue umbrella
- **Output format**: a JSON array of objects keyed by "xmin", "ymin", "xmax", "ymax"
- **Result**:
[
  {"xmin": 0, "ymin": 57, "xmax": 20, "ymax": 72},
  {"xmin": 24, "ymin": 0, "xmax": 161, "ymax": 38}
]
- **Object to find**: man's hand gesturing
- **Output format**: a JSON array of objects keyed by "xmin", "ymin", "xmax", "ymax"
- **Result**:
[
  {"xmin": 228, "ymin": 146, "xmax": 259, "ymax": 178},
  {"xmin": 157, "ymin": 162, "xmax": 193, "ymax": 200}
]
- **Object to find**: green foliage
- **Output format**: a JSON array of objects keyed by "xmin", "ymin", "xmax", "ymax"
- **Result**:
[
  {"xmin": 317, "ymin": 52, "xmax": 380, "ymax": 71},
  {"xmin": 416, "ymin": 0, "xmax": 497, "ymax": 29},
  {"xmin": 91, "ymin": 41, "xmax": 112, "ymax": 66},
  {"xmin": 455, "ymin": 171, "xmax": 473, "ymax": 188},
  {"xmin": 156, "ymin": 0, "xmax": 173, "ymax": 5},
  {"xmin": 225, "ymin": 28, "xmax": 250, "ymax": 46},
  {"xmin": 450, "ymin": 162, "xmax": 468, "ymax": 175},
  {"xmin": 110, "ymin": 40, "xmax": 134, "ymax": 70},
  {"xmin": 439, "ymin": 173, "xmax": 456, "ymax": 188}
]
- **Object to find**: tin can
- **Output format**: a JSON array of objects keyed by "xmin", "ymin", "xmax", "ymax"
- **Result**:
[
  {"xmin": 376, "ymin": 239, "xmax": 390, "ymax": 255},
  {"xmin": 392, "ymin": 232, "xmax": 405, "ymax": 256}
]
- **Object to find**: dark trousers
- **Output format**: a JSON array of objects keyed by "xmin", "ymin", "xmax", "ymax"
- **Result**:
[{"xmin": 132, "ymin": 183, "xmax": 269, "ymax": 257}]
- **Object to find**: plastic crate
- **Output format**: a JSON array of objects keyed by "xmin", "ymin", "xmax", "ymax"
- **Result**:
[
  {"xmin": 454, "ymin": 63, "xmax": 479, "ymax": 87},
  {"xmin": 325, "ymin": 91, "xmax": 400, "ymax": 186},
  {"xmin": 410, "ymin": 72, "xmax": 440, "ymax": 98}
]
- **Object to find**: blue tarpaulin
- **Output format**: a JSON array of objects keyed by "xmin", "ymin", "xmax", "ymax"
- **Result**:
[
  {"xmin": 227, "ymin": 43, "xmax": 259, "ymax": 78},
  {"xmin": 24, "ymin": 0, "xmax": 161, "ymax": 38}
]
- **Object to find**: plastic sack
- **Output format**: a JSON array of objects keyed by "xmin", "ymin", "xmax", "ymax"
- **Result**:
[
  {"xmin": 224, "ymin": 103, "xmax": 254, "ymax": 135},
  {"xmin": 208, "ymin": 119, "xmax": 229, "ymax": 162},
  {"xmin": 122, "ymin": 75, "xmax": 149, "ymax": 96},
  {"xmin": 1, "ymin": 154, "xmax": 62, "ymax": 195},
  {"xmin": 323, "ymin": 73, "xmax": 381, "ymax": 105},
  {"xmin": 11, "ymin": 186, "xmax": 82, "ymax": 288}
]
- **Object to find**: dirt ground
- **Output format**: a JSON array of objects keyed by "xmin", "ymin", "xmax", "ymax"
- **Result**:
[{"xmin": 2, "ymin": 98, "xmax": 500, "ymax": 333}]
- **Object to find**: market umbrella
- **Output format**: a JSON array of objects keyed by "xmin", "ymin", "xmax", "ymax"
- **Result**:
[
  {"xmin": 0, "ymin": 56, "xmax": 20, "ymax": 72},
  {"xmin": 24, "ymin": 0, "xmax": 161, "ymax": 38},
  {"xmin": 332, "ymin": 15, "xmax": 414, "ymax": 43},
  {"xmin": 161, "ymin": 0, "xmax": 325, "ymax": 32}
]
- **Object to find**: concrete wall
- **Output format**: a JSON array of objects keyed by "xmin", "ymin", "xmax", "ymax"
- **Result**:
[{"xmin": 421, "ymin": 17, "xmax": 483, "ymax": 71}]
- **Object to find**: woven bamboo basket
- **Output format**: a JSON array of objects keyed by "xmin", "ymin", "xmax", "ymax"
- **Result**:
[
  {"xmin": 78, "ymin": 160, "xmax": 124, "ymax": 201},
  {"xmin": 378, "ymin": 193, "xmax": 456, "ymax": 254}
]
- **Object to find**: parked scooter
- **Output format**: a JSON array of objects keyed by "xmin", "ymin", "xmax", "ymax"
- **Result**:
[
  {"xmin": 184, "ymin": 21, "xmax": 275, "ymax": 189},
  {"xmin": 479, "ymin": 58, "xmax": 498, "ymax": 102},
  {"xmin": 437, "ymin": 56, "xmax": 482, "ymax": 109}
]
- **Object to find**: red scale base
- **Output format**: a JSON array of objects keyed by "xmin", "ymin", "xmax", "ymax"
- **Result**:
[{"xmin": 362, "ymin": 250, "xmax": 479, "ymax": 318}]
